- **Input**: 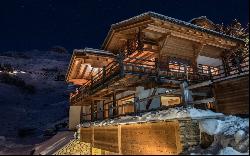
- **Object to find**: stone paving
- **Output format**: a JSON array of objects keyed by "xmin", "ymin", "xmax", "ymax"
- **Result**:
[{"xmin": 53, "ymin": 139, "xmax": 91, "ymax": 155}]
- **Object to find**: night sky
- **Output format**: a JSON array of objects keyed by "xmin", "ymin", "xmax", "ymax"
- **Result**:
[{"xmin": 0, "ymin": 0, "xmax": 249, "ymax": 52}]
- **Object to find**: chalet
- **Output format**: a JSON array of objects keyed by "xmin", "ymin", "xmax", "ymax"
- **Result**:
[{"xmin": 64, "ymin": 12, "xmax": 249, "ymax": 154}]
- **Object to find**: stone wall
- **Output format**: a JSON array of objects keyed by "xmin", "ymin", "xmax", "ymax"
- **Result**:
[{"xmin": 178, "ymin": 119, "xmax": 200, "ymax": 152}]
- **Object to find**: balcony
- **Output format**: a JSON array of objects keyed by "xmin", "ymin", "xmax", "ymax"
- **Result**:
[{"xmin": 70, "ymin": 54, "xmax": 249, "ymax": 106}]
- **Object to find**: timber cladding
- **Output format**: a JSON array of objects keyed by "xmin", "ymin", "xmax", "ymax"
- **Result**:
[
  {"xmin": 214, "ymin": 76, "xmax": 249, "ymax": 115},
  {"xmin": 80, "ymin": 120, "xmax": 182, "ymax": 154}
]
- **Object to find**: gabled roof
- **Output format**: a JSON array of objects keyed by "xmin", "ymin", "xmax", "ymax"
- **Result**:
[{"xmin": 101, "ymin": 11, "xmax": 245, "ymax": 49}]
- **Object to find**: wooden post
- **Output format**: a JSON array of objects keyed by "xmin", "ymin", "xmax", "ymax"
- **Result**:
[
  {"xmin": 166, "ymin": 56, "xmax": 170, "ymax": 72},
  {"xmin": 192, "ymin": 58, "xmax": 198, "ymax": 75},
  {"xmin": 184, "ymin": 64, "xmax": 187, "ymax": 81},
  {"xmin": 80, "ymin": 106, "xmax": 83, "ymax": 123},
  {"xmin": 112, "ymin": 91, "xmax": 117, "ymax": 117},
  {"xmin": 155, "ymin": 58, "xmax": 160, "ymax": 83},
  {"xmin": 102, "ymin": 100, "xmax": 105, "ymax": 120},
  {"xmin": 221, "ymin": 56, "xmax": 229, "ymax": 77},
  {"xmin": 118, "ymin": 53, "xmax": 125, "ymax": 78},
  {"xmin": 134, "ymin": 96, "xmax": 138, "ymax": 115},
  {"xmin": 235, "ymin": 56, "xmax": 243, "ymax": 73},
  {"xmin": 91, "ymin": 100, "xmax": 94, "ymax": 122},
  {"xmin": 102, "ymin": 66, "xmax": 106, "ymax": 82},
  {"xmin": 208, "ymin": 66, "xmax": 212, "ymax": 80},
  {"xmin": 192, "ymin": 43, "xmax": 205, "ymax": 75},
  {"xmin": 91, "ymin": 75, "xmax": 93, "ymax": 89}
]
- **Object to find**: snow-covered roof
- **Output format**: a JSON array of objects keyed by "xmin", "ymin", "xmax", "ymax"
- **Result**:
[
  {"xmin": 101, "ymin": 11, "xmax": 245, "ymax": 49},
  {"xmin": 189, "ymin": 16, "xmax": 215, "ymax": 24}
]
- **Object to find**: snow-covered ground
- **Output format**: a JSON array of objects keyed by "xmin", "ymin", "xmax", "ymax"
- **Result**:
[
  {"xmin": 78, "ymin": 107, "xmax": 224, "ymax": 128},
  {"xmin": 0, "ymin": 50, "xmax": 71, "ymax": 154}
]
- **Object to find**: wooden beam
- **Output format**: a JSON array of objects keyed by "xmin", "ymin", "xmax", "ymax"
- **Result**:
[
  {"xmin": 187, "ymin": 80, "xmax": 212, "ymax": 90},
  {"xmin": 191, "ymin": 92, "xmax": 208, "ymax": 96},
  {"xmin": 192, "ymin": 43, "xmax": 206, "ymax": 73},
  {"xmin": 193, "ymin": 98, "xmax": 215, "ymax": 105},
  {"xmin": 104, "ymin": 20, "xmax": 153, "ymax": 50},
  {"xmin": 146, "ymin": 24, "xmax": 235, "ymax": 49},
  {"xmin": 159, "ymin": 33, "xmax": 171, "ymax": 51},
  {"xmin": 90, "ymin": 97, "xmax": 111, "ymax": 101},
  {"xmin": 78, "ymin": 64, "xmax": 88, "ymax": 79},
  {"xmin": 71, "ymin": 60, "xmax": 82, "ymax": 79},
  {"xmin": 87, "ymin": 67, "xmax": 94, "ymax": 80}
]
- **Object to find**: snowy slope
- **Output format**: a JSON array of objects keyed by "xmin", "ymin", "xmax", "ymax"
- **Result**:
[{"xmin": 0, "ymin": 50, "xmax": 71, "ymax": 143}]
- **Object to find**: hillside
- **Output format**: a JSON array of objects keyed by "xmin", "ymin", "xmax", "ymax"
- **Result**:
[{"xmin": 0, "ymin": 50, "xmax": 72, "ymax": 154}]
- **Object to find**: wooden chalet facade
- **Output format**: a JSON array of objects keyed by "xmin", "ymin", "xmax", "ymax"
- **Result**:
[{"xmin": 66, "ymin": 12, "xmax": 249, "ymax": 129}]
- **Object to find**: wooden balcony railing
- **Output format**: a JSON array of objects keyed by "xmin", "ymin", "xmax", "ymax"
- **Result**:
[{"xmin": 70, "ymin": 54, "xmax": 249, "ymax": 106}]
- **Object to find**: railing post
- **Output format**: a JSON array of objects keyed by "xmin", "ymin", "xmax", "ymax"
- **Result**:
[
  {"xmin": 91, "ymin": 100, "xmax": 94, "ymax": 122},
  {"xmin": 80, "ymin": 106, "xmax": 83, "ymax": 123},
  {"xmin": 91, "ymin": 75, "xmax": 93, "ymax": 88},
  {"xmin": 102, "ymin": 100, "xmax": 105, "ymax": 120},
  {"xmin": 166, "ymin": 56, "xmax": 170, "ymax": 72},
  {"xmin": 184, "ymin": 64, "xmax": 188, "ymax": 81},
  {"xmin": 102, "ymin": 66, "xmax": 106, "ymax": 82},
  {"xmin": 235, "ymin": 56, "xmax": 243, "ymax": 73},
  {"xmin": 118, "ymin": 53, "xmax": 125, "ymax": 78},
  {"xmin": 112, "ymin": 91, "xmax": 117, "ymax": 117},
  {"xmin": 221, "ymin": 57, "xmax": 229, "ymax": 77},
  {"xmin": 208, "ymin": 66, "xmax": 213, "ymax": 80},
  {"xmin": 155, "ymin": 58, "xmax": 160, "ymax": 82}
]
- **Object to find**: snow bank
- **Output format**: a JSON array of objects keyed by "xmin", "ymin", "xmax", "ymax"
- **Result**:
[
  {"xmin": 199, "ymin": 116, "xmax": 249, "ymax": 136},
  {"xmin": 78, "ymin": 107, "xmax": 224, "ymax": 128},
  {"xmin": 218, "ymin": 147, "xmax": 249, "ymax": 155},
  {"xmin": 235, "ymin": 130, "xmax": 246, "ymax": 144},
  {"xmin": 199, "ymin": 116, "xmax": 249, "ymax": 155}
]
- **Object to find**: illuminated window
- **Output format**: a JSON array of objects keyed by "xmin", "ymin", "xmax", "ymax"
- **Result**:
[
  {"xmin": 161, "ymin": 96, "xmax": 181, "ymax": 106},
  {"xmin": 168, "ymin": 59, "xmax": 193, "ymax": 73},
  {"xmin": 199, "ymin": 65, "xmax": 219, "ymax": 75}
]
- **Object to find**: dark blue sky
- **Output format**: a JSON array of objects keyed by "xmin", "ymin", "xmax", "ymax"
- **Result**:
[{"xmin": 0, "ymin": 0, "xmax": 249, "ymax": 52}]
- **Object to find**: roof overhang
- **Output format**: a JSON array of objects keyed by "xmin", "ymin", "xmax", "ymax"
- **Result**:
[
  {"xmin": 101, "ymin": 12, "xmax": 245, "ymax": 52},
  {"xmin": 65, "ymin": 48, "xmax": 116, "ymax": 85}
]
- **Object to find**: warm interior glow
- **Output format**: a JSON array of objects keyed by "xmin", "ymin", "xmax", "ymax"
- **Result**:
[
  {"xmin": 161, "ymin": 96, "xmax": 181, "ymax": 106},
  {"xmin": 117, "ymin": 95, "xmax": 135, "ymax": 115},
  {"xmin": 169, "ymin": 61, "xmax": 193, "ymax": 73},
  {"xmin": 200, "ymin": 65, "xmax": 219, "ymax": 75}
]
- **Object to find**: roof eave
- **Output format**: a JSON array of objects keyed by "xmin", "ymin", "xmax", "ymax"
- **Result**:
[{"xmin": 101, "ymin": 11, "xmax": 245, "ymax": 50}]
